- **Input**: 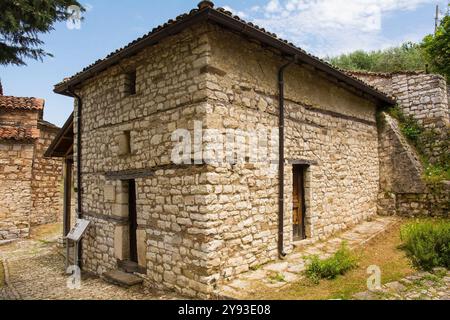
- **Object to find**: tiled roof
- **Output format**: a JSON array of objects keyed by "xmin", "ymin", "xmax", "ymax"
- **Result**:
[
  {"xmin": 0, "ymin": 126, "xmax": 39, "ymax": 141},
  {"xmin": 0, "ymin": 96, "xmax": 45, "ymax": 111},
  {"xmin": 54, "ymin": 1, "xmax": 395, "ymax": 105},
  {"xmin": 346, "ymin": 70, "xmax": 427, "ymax": 78}
]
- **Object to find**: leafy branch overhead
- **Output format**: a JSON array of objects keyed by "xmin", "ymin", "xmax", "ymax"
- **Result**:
[{"xmin": 0, "ymin": 0, "xmax": 85, "ymax": 66}]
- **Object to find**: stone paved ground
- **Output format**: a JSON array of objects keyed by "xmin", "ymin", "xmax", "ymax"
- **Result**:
[
  {"xmin": 354, "ymin": 268, "xmax": 450, "ymax": 300},
  {"xmin": 217, "ymin": 216, "xmax": 399, "ymax": 299},
  {"xmin": 0, "ymin": 224, "xmax": 182, "ymax": 300}
]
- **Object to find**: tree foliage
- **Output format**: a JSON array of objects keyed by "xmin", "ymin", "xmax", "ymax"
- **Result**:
[
  {"xmin": 0, "ymin": 0, "xmax": 85, "ymax": 66},
  {"xmin": 328, "ymin": 4, "xmax": 450, "ymax": 81},
  {"xmin": 422, "ymin": 12, "xmax": 450, "ymax": 82},
  {"xmin": 327, "ymin": 42, "xmax": 427, "ymax": 73}
]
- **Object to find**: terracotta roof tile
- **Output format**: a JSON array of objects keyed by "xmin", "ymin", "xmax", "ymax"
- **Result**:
[
  {"xmin": 0, "ymin": 96, "xmax": 44, "ymax": 111},
  {"xmin": 346, "ymin": 70, "xmax": 427, "ymax": 77},
  {"xmin": 0, "ymin": 126, "xmax": 39, "ymax": 141}
]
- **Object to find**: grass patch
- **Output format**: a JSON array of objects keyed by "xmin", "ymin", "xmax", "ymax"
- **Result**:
[
  {"xmin": 400, "ymin": 219, "xmax": 450, "ymax": 270},
  {"xmin": 305, "ymin": 243, "xmax": 358, "ymax": 284},
  {"xmin": 250, "ymin": 264, "xmax": 263, "ymax": 271},
  {"xmin": 268, "ymin": 272, "xmax": 286, "ymax": 283},
  {"xmin": 250, "ymin": 221, "xmax": 415, "ymax": 300}
]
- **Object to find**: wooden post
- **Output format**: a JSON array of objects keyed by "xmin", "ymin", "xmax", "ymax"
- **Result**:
[{"xmin": 63, "ymin": 159, "xmax": 73, "ymax": 236}]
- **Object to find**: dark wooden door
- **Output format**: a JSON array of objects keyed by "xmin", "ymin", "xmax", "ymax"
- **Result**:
[
  {"xmin": 293, "ymin": 165, "xmax": 306, "ymax": 240},
  {"xmin": 128, "ymin": 179, "xmax": 138, "ymax": 263}
]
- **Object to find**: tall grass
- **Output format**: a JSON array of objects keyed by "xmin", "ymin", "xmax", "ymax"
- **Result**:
[
  {"xmin": 305, "ymin": 243, "xmax": 358, "ymax": 284},
  {"xmin": 400, "ymin": 219, "xmax": 450, "ymax": 270}
]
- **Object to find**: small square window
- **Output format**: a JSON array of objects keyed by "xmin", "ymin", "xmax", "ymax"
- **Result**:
[{"xmin": 124, "ymin": 70, "xmax": 136, "ymax": 96}]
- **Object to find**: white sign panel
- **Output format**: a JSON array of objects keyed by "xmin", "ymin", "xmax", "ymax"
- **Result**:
[{"xmin": 66, "ymin": 219, "xmax": 90, "ymax": 242}]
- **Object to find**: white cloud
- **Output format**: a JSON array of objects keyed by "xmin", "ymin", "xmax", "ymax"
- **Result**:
[
  {"xmin": 229, "ymin": 0, "xmax": 440, "ymax": 57},
  {"xmin": 265, "ymin": 0, "xmax": 282, "ymax": 13},
  {"xmin": 222, "ymin": 5, "xmax": 248, "ymax": 18}
]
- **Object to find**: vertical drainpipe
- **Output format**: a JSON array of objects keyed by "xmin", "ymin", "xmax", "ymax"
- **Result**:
[
  {"xmin": 278, "ymin": 58, "xmax": 295, "ymax": 259},
  {"xmin": 68, "ymin": 87, "xmax": 83, "ymax": 267}
]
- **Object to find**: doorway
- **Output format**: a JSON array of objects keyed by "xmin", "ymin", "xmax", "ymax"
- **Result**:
[
  {"xmin": 293, "ymin": 165, "xmax": 307, "ymax": 241},
  {"xmin": 128, "ymin": 179, "xmax": 138, "ymax": 263}
]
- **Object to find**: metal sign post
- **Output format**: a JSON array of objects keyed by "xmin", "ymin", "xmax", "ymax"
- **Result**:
[{"xmin": 65, "ymin": 219, "xmax": 90, "ymax": 271}]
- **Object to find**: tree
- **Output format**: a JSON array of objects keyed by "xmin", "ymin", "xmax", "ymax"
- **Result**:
[
  {"xmin": 0, "ymin": 0, "xmax": 85, "ymax": 66},
  {"xmin": 422, "ymin": 7, "xmax": 450, "ymax": 82},
  {"xmin": 327, "ymin": 42, "xmax": 427, "ymax": 73}
]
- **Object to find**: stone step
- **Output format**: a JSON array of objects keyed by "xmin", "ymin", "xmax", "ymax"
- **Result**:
[
  {"xmin": 103, "ymin": 270, "xmax": 143, "ymax": 288},
  {"xmin": 118, "ymin": 260, "xmax": 139, "ymax": 273}
]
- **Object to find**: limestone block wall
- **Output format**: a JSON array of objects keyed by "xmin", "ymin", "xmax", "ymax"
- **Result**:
[
  {"xmin": 74, "ymin": 23, "xmax": 218, "ymax": 298},
  {"xmin": 205, "ymin": 24, "xmax": 380, "ymax": 284},
  {"xmin": 30, "ymin": 124, "xmax": 63, "ymax": 226},
  {"xmin": 350, "ymin": 71, "xmax": 449, "ymax": 163},
  {"xmin": 0, "ymin": 142, "xmax": 34, "ymax": 240},
  {"xmin": 377, "ymin": 113, "xmax": 448, "ymax": 217},
  {"xmin": 351, "ymin": 72, "xmax": 449, "ymax": 128}
]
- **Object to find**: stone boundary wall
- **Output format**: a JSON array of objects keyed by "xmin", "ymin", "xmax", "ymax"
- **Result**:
[
  {"xmin": 377, "ymin": 113, "xmax": 449, "ymax": 217},
  {"xmin": 349, "ymin": 71, "xmax": 449, "ymax": 164}
]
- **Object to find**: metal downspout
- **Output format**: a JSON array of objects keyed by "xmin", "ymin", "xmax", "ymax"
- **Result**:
[
  {"xmin": 278, "ymin": 59, "xmax": 294, "ymax": 259},
  {"xmin": 68, "ymin": 88, "xmax": 83, "ymax": 268}
]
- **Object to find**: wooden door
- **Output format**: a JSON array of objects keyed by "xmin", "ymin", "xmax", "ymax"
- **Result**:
[
  {"xmin": 128, "ymin": 179, "xmax": 138, "ymax": 263},
  {"xmin": 293, "ymin": 165, "xmax": 306, "ymax": 240}
]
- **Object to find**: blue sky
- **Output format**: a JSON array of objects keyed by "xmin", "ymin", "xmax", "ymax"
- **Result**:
[{"xmin": 1, "ymin": 0, "xmax": 448, "ymax": 127}]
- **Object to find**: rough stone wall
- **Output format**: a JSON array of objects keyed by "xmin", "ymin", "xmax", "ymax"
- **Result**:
[
  {"xmin": 0, "ymin": 141, "xmax": 34, "ymax": 240},
  {"xmin": 205, "ymin": 25, "xmax": 380, "ymax": 285},
  {"xmin": 74, "ymin": 23, "xmax": 215, "ymax": 298},
  {"xmin": 351, "ymin": 72, "xmax": 449, "ymax": 128},
  {"xmin": 0, "ymin": 108, "xmax": 63, "ymax": 241},
  {"xmin": 0, "ymin": 109, "xmax": 38, "ymax": 241},
  {"xmin": 447, "ymin": 85, "xmax": 450, "ymax": 107},
  {"xmin": 377, "ymin": 113, "xmax": 448, "ymax": 217},
  {"xmin": 350, "ymin": 71, "xmax": 449, "ymax": 162},
  {"xmin": 30, "ymin": 124, "xmax": 63, "ymax": 226},
  {"xmin": 351, "ymin": 72, "xmax": 450, "ymax": 218}
]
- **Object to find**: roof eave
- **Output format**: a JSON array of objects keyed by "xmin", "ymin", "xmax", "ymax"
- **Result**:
[{"xmin": 44, "ymin": 113, "xmax": 74, "ymax": 158}]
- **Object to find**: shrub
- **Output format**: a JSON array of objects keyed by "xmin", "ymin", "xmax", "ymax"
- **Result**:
[
  {"xmin": 305, "ymin": 243, "xmax": 358, "ymax": 284},
  {"xmin": 400, "ymin": 220, "xmax": 450, "ymax": 270}
]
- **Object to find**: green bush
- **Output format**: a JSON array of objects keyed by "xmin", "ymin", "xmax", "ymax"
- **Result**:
[
  {"xmin": 400, "ymin": 220, "xmax": 450, "ymax": 270},
  {"xmin": 305, "ymin": 243, "xmax": 358, "ymax": 283}
]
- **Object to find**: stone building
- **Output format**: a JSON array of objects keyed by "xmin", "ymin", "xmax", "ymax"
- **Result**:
[
  {"xmin": 49, "ymin": 2, "xmax": 398, "ymax": 297},
  {"xmin": 0, "ymin": 82, "xmax": 63, "ymax": 242}
]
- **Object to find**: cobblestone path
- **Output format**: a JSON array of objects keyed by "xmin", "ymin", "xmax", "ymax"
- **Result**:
[
  {"xmin": 0, "ymin": 225, "xmax": 181, "ymax": 300},
  {"xmin": 354, "ymin": 268, "xmax": 450, "ymax": 300}
]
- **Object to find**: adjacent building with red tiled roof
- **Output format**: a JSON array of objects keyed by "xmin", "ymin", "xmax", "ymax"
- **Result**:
[{"xmin": 0, "ymin": 81, "xmax": 63, "ymax": 242}]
